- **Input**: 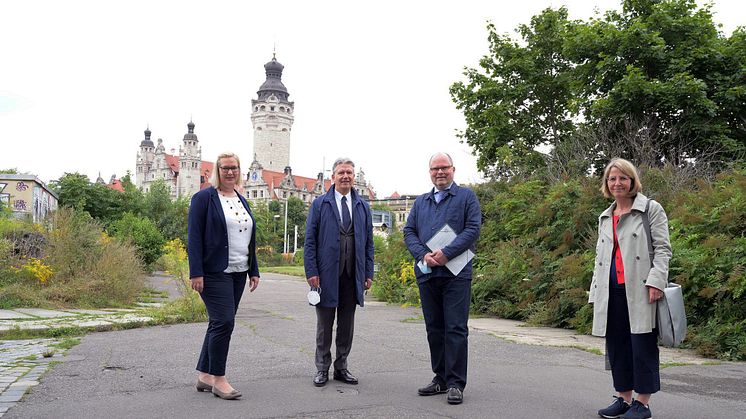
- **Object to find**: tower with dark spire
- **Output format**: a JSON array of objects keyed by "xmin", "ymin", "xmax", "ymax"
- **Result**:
[
  {"xmin": 176, "ymin": 120, "xmax": 202, "ymax": 199},
  {"xmin": 251, "ymin": 54, "xmax": 294, "ymax": 172},
  {"xmin": 136, "ymin": 126, "xmax": 155, "ymax": 190}
]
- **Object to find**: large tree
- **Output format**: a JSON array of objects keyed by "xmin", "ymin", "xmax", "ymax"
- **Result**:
[{"xmin": 451, "ymin": 0, "xmax": 746, "ymax": 177}]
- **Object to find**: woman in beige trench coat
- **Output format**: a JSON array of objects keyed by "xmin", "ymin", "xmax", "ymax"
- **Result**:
[{"xmin": 589, "ymin": 158, "xmax": 672, "ymax": 419}]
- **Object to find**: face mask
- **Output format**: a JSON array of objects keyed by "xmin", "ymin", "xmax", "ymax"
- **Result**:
[{"xmin": 307, "ymin": 287, "xmax": 321, "ymax": 305}]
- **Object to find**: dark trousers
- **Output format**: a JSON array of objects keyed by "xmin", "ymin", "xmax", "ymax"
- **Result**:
[
  {"xmin": 606, "ymin": 287, "xmax": 660, "ymax": 394},
  {"xmin": 196, "ymin": 271, "xmax": 247, "ymax": 376},
  {"xmin": 418, "ymin": 277, "xmax": 471, "ymax": 391},
  {"xmin": 315, "ymin": 271, "xmax": 357, "ymax": 372}
]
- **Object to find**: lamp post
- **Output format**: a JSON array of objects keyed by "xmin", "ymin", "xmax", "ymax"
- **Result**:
[
  {"xmin": 273, "ymin": 214, "xmax": 280, "ymax": 252},
  {"xmin": 283, "ymin": 199, "xmax": 288, "ymax": 254}
]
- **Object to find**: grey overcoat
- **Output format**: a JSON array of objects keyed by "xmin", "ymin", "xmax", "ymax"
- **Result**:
[{"xmin": 588, "ymin": 193, "xmax": 672, "ymax": 336}]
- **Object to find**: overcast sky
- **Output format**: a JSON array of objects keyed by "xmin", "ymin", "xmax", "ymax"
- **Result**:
[{"xmin": 1, "ymin": 0, "xmax": 742, "ymax": 197}]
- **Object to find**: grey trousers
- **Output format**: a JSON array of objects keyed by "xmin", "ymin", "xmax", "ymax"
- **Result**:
[{"xmin": 314, "ymin": 272, "xmax": 357, "ymax": 372}]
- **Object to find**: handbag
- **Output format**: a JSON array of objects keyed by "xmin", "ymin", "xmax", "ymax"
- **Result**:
[{"xmin": 641, "ymin": 199, "xmax": 687, "ymax": 347}]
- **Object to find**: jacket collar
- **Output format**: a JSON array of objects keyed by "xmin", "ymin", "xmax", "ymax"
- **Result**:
[
  {"xmin": 428, "ymin": 182, "xmax": 460, "ymax": 201},
  {"xmin": 323, "ymin": 185, "xmax": 360, "ymax": 205},
  {"xmin": 600, "ymin": 193, "xmax": 649, "ymax": 219}
]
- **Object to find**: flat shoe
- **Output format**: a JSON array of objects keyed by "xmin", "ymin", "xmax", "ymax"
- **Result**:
[
  {"xmin": 195, "ymin": 379, "xmax": 212, "ymax": 392},
  {"xmin": 212, "ymin": 387, "xmax": 242, "ymax": 400}
]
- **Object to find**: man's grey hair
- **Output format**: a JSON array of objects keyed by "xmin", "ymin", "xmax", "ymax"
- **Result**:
[
  {"xmin": 429, "ymin": 152, "xmax": 453, "ymax": 166},
  {"xmin": 332, "ymin": 157, "xmax": 355, "ymax": 173}
]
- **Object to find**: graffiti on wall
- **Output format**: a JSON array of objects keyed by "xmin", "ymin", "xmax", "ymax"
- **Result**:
[{"xmin": 15, "ymin": 181, "xmax": 28, "ymax": 191}]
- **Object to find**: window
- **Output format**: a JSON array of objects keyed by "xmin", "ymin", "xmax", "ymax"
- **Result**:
[
  {"xmin": 270, "ymin": 106, "xmax": 275, "ymax": 111},
  {"xmin": 252, "ymin": 190, "xmax": 257, "ymax": 198},
  {"xmin": 282, "ymin": 191, "xmax": 287, "ymax": 198}
]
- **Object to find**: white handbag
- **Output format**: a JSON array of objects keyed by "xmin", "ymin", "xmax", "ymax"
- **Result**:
[{"xmin": 641, "ymin": 200, "xmax": 687, "ymax": 348}]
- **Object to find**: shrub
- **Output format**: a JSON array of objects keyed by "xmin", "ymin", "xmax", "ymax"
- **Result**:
[
  {"xmin": 0, "ymin": 208, "xmax": 145, "ymax": 308},
  {"xmin": 469, "ymin": 166, "xmax": 746, "ymax": 360},
  {"xmin": 109, "ymin": 212, "xmax": 165, "ymax": 269}
]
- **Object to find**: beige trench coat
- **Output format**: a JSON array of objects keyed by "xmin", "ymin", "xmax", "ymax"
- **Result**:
[{"xmin": 588, "ymin": 193, "xmax": 672, "ymax": 336}]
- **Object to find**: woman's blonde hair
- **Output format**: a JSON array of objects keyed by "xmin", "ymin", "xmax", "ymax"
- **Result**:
[
  {"xmin": 211, "ymin": 152, "xmax": 242, "ymax": 191},
  {"xmin": 600, "ymin": 158, "xmax": 642, "ymax": 198}
]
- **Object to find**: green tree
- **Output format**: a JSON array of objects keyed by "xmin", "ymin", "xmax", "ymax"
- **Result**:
[
  {"xmin": 452, "ymin": 0, "xmax": 746, "ymax": 177},
  {"xmin": 54, "ymin": 173, "xmax": 92, "ymax": 211},
  {"xmin": 109, "ymin": 212, "xmax": 165, "ymax": 268},
  {"xmin": 0, "ymin": 168, "xmax": 18, "ymax": 174}
]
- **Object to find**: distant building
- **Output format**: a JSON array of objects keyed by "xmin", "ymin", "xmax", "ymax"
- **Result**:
[
  {"xmin": 370, "ymin": 192, "xmax": 419, "ymax": 230},
  {"xmin": 135, "ymin": 121, "xmax": 213, "ymax": 199},
  {"xmin": 0, "ymin": 174, "xmax": 58, "ymax": 222},
  {"xmin": 133, "ymin": 55, "xmax": 376, "ymax": 203}
]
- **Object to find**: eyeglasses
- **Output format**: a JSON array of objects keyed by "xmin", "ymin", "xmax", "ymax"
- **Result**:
[
  {"xmin": 606, "ymin": 176, "xmax": 631, "ymax": 183},
  {"xmin": 219, "ymin": 166, "xmax": 240, "ymax": 172},
  {"xmin": 429, "ymin": 166, "xmax": 452, "ymax": 173}
]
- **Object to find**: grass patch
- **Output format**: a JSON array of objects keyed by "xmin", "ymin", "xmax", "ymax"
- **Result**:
[
  {"xmin": 262, "ymin": 266, "xmax": 305, "ymax": 277},
  {"xmin": 0, "ymin": 326, "xmax": 87, "ymax": 340},
  {"xmin": 51, "ymin": 337, "xmax": 81, "ymax": 350},
  {"xmin": 143, "ymin": 295, "xmax": 207, "ymax": 325},
  {"xmin": 568, "ymin": 345, "xmax": 602, "ymax": 356},
  {"xmin": 400, "ymin": 314, "xmax": 425, "ymax": 323},
  {"xmin": 661, "ymin": 362, "xmax": 689, "ymax": 369}
]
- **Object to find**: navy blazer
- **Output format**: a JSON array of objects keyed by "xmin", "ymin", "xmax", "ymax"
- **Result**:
[
  {"xmin": 187, "ymin": 187, "xmax": 259, "ymax": 278},
  {"xmin": 403, "ymin": 182, "xmax": 481, "ymax": 283},
  {"xmin": 304, "ymin": 186, "xmax": 374, "ymax": 308}
]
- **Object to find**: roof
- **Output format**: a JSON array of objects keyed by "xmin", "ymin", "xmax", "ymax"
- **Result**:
[
  {"xmin": 107, "ymin": 179, "xmax": 124, "ymax": 192},
  {"xmin": 161, "ymin": 154, "xmax": 214, "ymax": 189},
  {"xmin": 0, "ymin": 174, "xmax": 59, "ymax": 198},
  {"xmin": 388, "ymin": 191, "xmax": 401, "ymax": 199}
]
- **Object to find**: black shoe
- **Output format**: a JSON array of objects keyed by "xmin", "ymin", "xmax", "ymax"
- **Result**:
[
  {"xmin": 313, "ymin": 371, "xmax": 328, "ymax": 387},
  {"xmin": 333, "ymin": 369, "xmax": 358, "ymax": 385},
  {"xmin": 622, "ymin": 400, "xmax": 652, "ymax": 419},
  {"xmin": 417, "ymin": 379, "xmax": 447, "ymax": 396},
  {"xmin": 446, "ymin": 387, "xmax": 463, "ymax": 405},
  {"xmin": 598, "ymin": 396, "xmax": 631, "ymax": 418}
]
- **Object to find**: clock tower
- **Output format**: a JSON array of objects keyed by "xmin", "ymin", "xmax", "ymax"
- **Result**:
[{"xmin": 251, "ymin": 55, "xmax": 294, "ymax": 172}]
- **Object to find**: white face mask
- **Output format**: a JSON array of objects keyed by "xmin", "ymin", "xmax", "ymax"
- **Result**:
[{"xmin": 307, "ymin": 287, "xmax": 321, "ymax": 305}]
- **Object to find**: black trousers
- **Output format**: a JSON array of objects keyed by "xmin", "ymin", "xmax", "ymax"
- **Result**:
[
  {"xmin": 418, "ymin": 277, "xmax": 471, "ymax": 391},
  {"xmin": 315, "ymin": 271, "xmax": 357, "ymax": 372},
  {"xmin": 606, "ymin": 287, "xmax": 660, "ymax": 394},
  {"xmin": 196, "ymin": 271, "xmax": 247, "ymax": 376}
]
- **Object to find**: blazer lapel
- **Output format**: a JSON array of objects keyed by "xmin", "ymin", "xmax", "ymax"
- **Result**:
[
  {"xmin": 323, "ymin": 186, "xmax": 342, "ymax": 229},
  {"xmin": 209, "ymin": 189, "xmax": 228, "ymax": 233}
]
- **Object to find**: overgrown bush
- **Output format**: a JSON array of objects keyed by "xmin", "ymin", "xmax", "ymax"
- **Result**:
[
  {"xmin": 469, "ymin": 166, "xmax": 746, "ymax": 360},
  {"xmin": 109, "ymin": 212, "xmax": 165, "ymax": 268},
  {"xmin": 371, "ymin": 231, "xmax": 420, "ymax": 306},
  {"xmin": 157, "ymin": 239, "xmax": 206, "ymax": 322},
  {"xmin": 0, "ymin": 208, "xmax": 145, "ymax": 308}
]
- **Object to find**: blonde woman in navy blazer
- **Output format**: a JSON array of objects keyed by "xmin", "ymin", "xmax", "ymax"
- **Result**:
[{"xmin": 188, "ymin": 152, "xmax": 260, "ymax": 400}]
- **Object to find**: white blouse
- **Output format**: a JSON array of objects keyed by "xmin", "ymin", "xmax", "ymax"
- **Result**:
[{"xmin": 219, "ymin": 195, "xmax": 253, "ymax": 273}]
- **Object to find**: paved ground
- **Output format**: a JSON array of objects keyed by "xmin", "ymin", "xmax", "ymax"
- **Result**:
[{"xmin": 3, "ymin": 273, "xmax": 746, "ymax": 418}]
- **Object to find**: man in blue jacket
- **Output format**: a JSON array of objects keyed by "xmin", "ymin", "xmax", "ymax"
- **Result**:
[
  {"xmin": 304, "ymin": 157, "xmax": 374, "ymax": 387},
  {"xmin": 403, "ymin": 152, "xmax": 481, "ymax": 405}
]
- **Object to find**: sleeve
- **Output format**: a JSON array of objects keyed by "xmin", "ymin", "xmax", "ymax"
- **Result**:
[
  {"xmin": 645, "ymin": 200, "xmax": 672, "ymax": 291},
  {"xmin": 187, "ymin": 192, "xmax": 207, "ymax": 278},
  {"xmin": 365, "ymin": 203, "xmax": 375, "ymax": 280},
  {"xmin": 442, "ymin": 189, "xmax": 482, "ymax": 260},
  {"xmin": 303, "ymin": 200, "xmax": 320, "ymax": 279},
  {"xmin": 588, "ymin": 219, "xmax": 603, "ymax": 304},
  {"xmin": 403, "ymin": 197, "xmax": 429, "ymax": 261}
]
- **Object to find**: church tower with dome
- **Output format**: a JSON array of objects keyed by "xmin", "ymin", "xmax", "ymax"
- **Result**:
[{"xmin": 251, "ymin": 54, "xmax": 294, "ymax": 172}]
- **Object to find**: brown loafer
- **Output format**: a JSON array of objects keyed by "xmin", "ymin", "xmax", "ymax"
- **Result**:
[
  {"xmin": 196, "ymin": 379, "xmax": 212, "ymax": 392},
  {"xmin": 212, "ymin": 386, "xmax": 242, "ymax": 400}
]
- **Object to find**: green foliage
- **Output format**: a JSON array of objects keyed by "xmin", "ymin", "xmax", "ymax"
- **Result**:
[
  {"xmin": 471, "ymin": 167, "xmax": 746, "ymax": 360},
  {"xmin": 452, "ymin": 0, "xmax": 746, "ymax": 177},
  {"xmin": 0, "ymin": 208, "xmax": 145, "ymax": 308},
  {"xmin": 371, "ymin": 230, "xmax": 420, "ymax": 306},
  {"xmin": 109, "ymin": 213, "xmax": 165, "ymax": 268}
]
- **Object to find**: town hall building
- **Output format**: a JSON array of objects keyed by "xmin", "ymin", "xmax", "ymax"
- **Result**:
[{"xmin": 135, "ymin": 55, "xmax": 375, "ymax": 204}]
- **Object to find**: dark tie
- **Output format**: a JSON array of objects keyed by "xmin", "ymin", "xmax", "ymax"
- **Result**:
[{"xmin": 341, "ymin": 196, "xmax": 351, "ymax": 230}]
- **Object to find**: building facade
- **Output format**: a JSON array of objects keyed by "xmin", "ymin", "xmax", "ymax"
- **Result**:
[
  {"xmin": 135, "ymin": 122, "xmax": 213, "ymax": 199},
  {"xmin": 133, "ymin": 55, "xmax": 376, "ymax": 204},
  {"xmin": 0, "ymin": 174, "xmax": 58, "ymax": 223}
]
